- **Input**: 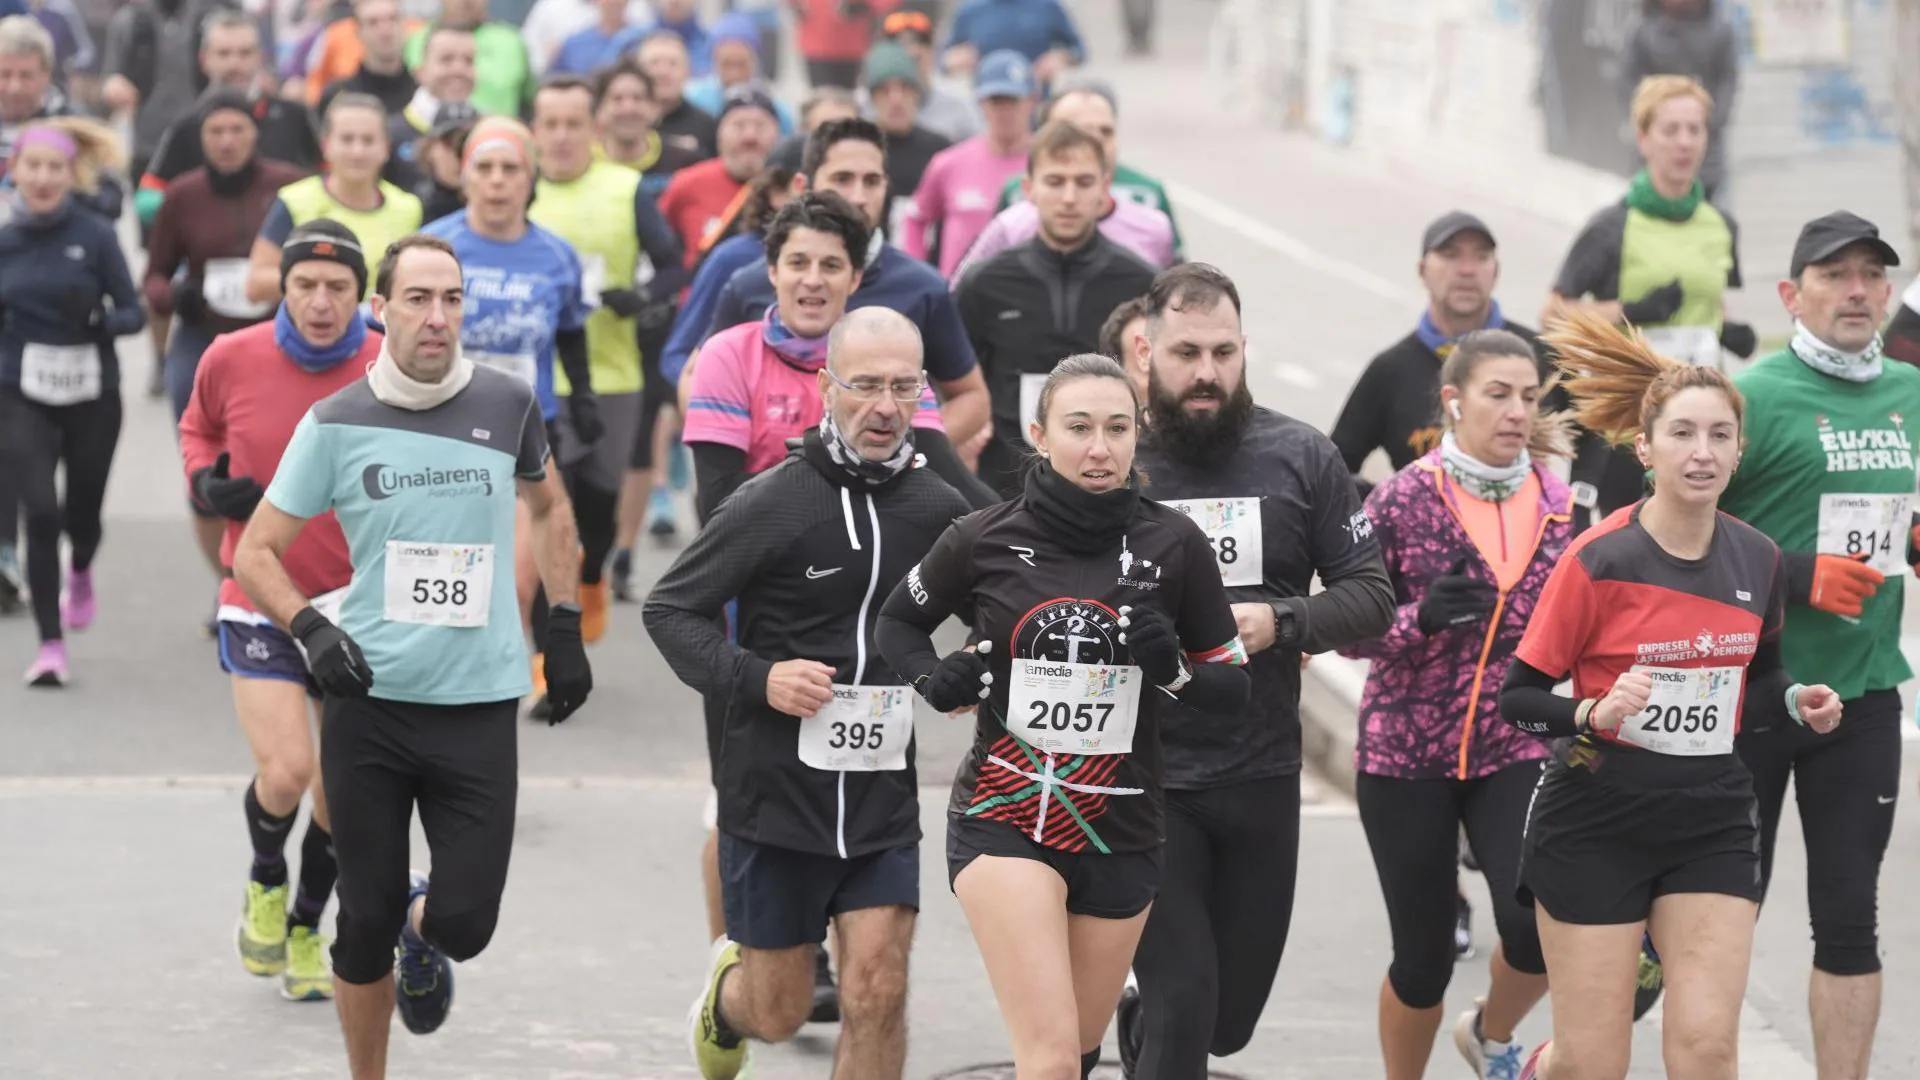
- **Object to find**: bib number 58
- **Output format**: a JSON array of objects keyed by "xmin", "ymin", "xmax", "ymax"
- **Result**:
[
  {"xmin": 411, "ymin": 578, "xmax": 470, "ymax": 606},
  {"xmin": 1206, "ymin": 535, "xmax": 1240, "ymax": 565},
  {"xmin": 1638, "ymin": 702, "xmax": 1719, "ymax": 735}
]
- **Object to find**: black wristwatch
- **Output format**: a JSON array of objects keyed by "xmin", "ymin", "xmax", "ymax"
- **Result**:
[
  {"xmin": 1268, "ymin": 599, "xmax": 1300, "ymax": 649},
  {"xmin": 552, "ymin": 602, "xmax": 583, "ymax": 616}
]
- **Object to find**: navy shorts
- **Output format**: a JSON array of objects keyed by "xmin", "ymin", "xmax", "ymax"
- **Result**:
[
  {"xmin": 217, "ymin": 620, "xmax": 319, "ymax": 698},
  {"xmin": 718, "ymin": 832, "xmax": 919, "ymax": 950}
]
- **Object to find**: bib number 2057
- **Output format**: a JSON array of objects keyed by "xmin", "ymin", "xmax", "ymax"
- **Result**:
[
  {"xmin": 1008, "ymin": 658, "xmax": 1142, "ymax": 755},
  {"xmin": 383, "ymin": 541, "xmax": 494, "ymax": 627},
  {"xmin": 1615, "ymin": 665, "xmax": 1741, "ymax": 756}
]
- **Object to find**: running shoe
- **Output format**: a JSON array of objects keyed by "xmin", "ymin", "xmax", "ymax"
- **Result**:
[
  {"xmin": 281, "ymin": 925, "xmax": 334, "ymax": 1001},
  {"xmin": 395, "ymin": 870, "xmax": 454, "ymax": 1035},
  {"xmin": 1116, "ymin": 970, "xmax": 1143, "ymax": 1078},
  {"xmin": 1453, "ymin": 997, "xmax": 1526, "ymax": 1080},
  {"xmin": 1518, "ymin": 1040, "xmax": 1549, "ymax": 1080},
  {"xmin": 688, "ymin": 936, "xmax": 747, "ymax": 1080},
  {"xmin": 808, "ymin": 946, "xmax": 839, "ymax": 1023},
  {"xmin": 648, "ymin": 486, "xmax": 679, "ymax": 543},
  {"xmin": 1632, "ymin": 931, "xmax": 1664, "ymax": 1021},
  {"xmin": 580, "ymin": 580, "xmax": 610, "ymax": 644},
  {"xmin": 24, "ymin": 640, "xmax": 68, "ymax": 687},
  {"xmin": 1455, "ymin": 893, "xmax": 1475, "ymax": 960},
  {"xmin": 0, "ymin": 545, "xmax": 23, "ymax": 614},
  {"xmin": 61, "ymin": 568, "xmax": 94, "ymax": 631},
  {"xmin": 610, "ymin": 549, "xmax": 635, "ymax": 603},
  {"xmin": 236, "ymin": 880, "xmax": 289, "ymax": 976}
]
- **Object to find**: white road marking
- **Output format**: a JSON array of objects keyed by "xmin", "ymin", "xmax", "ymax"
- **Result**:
[
  {"xmin": 1163, "ymin": 178, "xmax": 1419, "ymax": 306},
  {"xmin": 1271, "ymin": 361, "xmax": 1322, "ymax": 389}
]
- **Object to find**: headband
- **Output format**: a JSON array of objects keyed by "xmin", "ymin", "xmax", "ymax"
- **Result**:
[
  {"xmin": 460, "ymin": 117, "xmax": 533, "ymax": 174},
  {"xmin": 14, "ymin": 127, "xmax": 78, "ymax": 162}
]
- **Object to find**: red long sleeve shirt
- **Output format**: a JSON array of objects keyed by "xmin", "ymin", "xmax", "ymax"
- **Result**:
[
  {"xmin": 177, "ymin": 321, "xmax": 374, "ymax": 618},
  {"xmin": 143, "ymin": 161, "xmax": 305, "ymax": 335}
]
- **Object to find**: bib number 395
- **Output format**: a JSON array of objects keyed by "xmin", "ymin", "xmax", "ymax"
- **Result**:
[
  {"xmin": 797, "ymin": 685, "xmax": 913, "ymax": 772},
  {"xmin": 1614, "ymin": 665, "xmax": 1741, "ymax": 756},
  {"xmin": 1160, "ymin": 497, "xmax": 1262, "ymax": 587},
  {"xmin": 382, "ymin": 541, "xmax": 494, "ymax": 627}
]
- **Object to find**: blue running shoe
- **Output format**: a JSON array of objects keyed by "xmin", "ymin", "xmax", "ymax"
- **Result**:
[{"xmin": 395, "ymin": 870, "xmax": 454, "ymax": 1035}]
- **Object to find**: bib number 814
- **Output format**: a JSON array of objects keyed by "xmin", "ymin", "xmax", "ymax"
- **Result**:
[
  {"xmin": 1845, "ymin": 529, "xmax": 1894, "ymax": 561},
  {"xmin": 1638, "ymin": 702, "xmax": 1719, "ymax": 735},
  {"xmin": 1028, "ymin": 700, "xmax": 1114, "ymax": 733},
  {"xmin": 411, "ymin": 578, "xmax": 470, "ymax": 606},
  {"xmin": 828, "ymin": 722, "xmax": 884, "ymax": 750}
]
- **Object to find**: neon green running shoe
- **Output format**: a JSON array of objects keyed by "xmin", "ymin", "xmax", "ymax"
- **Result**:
[
  {"xmin": 281, "ymin": 925, "xmax": 334, "ymax": 1001},
  {"xmin": 236, "ymin": 882, "xmax": 289, "ymax": 976},
  {"xmin": 687, "ymin": 937, "xmax": 747, "ymax": 1080}
]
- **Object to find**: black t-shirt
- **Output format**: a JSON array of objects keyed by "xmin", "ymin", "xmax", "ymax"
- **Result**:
[
  {"xmin": 887, "ymin": 496, "xmax": 1242, "ymax": 852},
  {"xmin": 1136, "ymin": 407, "xmax": 1382, "ymax": 786},
  {"xmin": 883, "ymin": 125, "xmax": 949, "ymax": 240},
  {"xmin": 1330, "ymin": 320, "xmax": 1549, "ymax": 480},
  {"xmin": 317, "ymin": 65, "xmax": 418, "ymax": 119},
  {"xmin": 656, "ymin": 100, "xmax": 719, "ymax": 166}
]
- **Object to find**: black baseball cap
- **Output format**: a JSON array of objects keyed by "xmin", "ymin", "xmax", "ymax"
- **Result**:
[
  {"xmin": 1422, "ymin": 211, "xmax": 1495, "ymax": 255},
  {"xmin": 1790, "ymin": 211, "xmax": 1900, "ymax": 277}
]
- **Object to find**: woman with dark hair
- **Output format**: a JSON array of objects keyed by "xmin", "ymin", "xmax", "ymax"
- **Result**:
[{"xmin": 1339, "ymin": 329, "xmax": 1572, "ymax": 1079}]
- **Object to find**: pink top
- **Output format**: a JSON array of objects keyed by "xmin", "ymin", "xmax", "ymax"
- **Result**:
[
  {"xmin": 1447, "ymin": 470, "xmax": 1545, "ymax": 593},
  {"xmin": 902, "ymin": 135, "xmax": 1029, "ymax": 278},
  {"xmin": 948, "ymin": 198, "xmax": 1177, "ymax": 285},
  {"xmin": 683, "ymin": 321, "xmax": 947, "ymax": 474}
]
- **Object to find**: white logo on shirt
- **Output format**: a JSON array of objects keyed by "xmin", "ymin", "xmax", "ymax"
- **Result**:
[
  {"xmin": 1736, "ymin": 589, "xmax": 1751, "ymax": 602},
  {"xmin": 1010, "ymin": 545, "xmax": 1036, "ymax": 568},
  {"xmin": 1344, "ymin": 510, "xmax": 1374, "ymax": 543},
  {"xmin": 1116, "ymin": 536, "xmax": 1161, "ymax": 588},
  {"xmin": 473, "ymin": 428, "xmax": 491, "ymax": 440},
  {"xmin": 806, "ymin": 565, "xmax": 842, "ymax": 580},
  {"xmin": 63, "ymin": 245, "xmax": 84, "ymax": 260},
  {"xmin": 997, "ymin": 309, "xmax": 1022, "ymax": 321}
]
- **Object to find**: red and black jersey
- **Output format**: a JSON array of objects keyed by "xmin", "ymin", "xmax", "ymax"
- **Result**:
[
  {"xmin": 884, "ymin": 497, "xmax": 1244, "ymax": 854},
  {"xmin": 1515, "ymin": 501, "xmax": 1786, "ymax": 758}
]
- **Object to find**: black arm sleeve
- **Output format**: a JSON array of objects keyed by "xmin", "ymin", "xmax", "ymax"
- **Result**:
[
  {"xmin": 916, "ymin": 429, "xmax": 1000, "ymax": 509},
  {"xmin": 1165, "ymin": 661, "xmax": 1249, "ymax": 714},
  {"xmin": 1780, "ymin": 548, "xmax": 1816, "ymax": 605},
  {"xmin": 691, "ymin": 441, "xmax": 750, "ymax": 525},
  {"xmin": 876, "ymin": 519, "xmax": 976, "ymax": 687},
  {"xmin": 634, "ymin": 185, "xmax": 692, "ymax": 299},
  {"xmin": 1499, "ymin": 658, "xmax": 1582, "ymax": 738},
  {"xmin": 556, "ymin": 327, "xmax": 592, "ymax": 396},
  {"xmin": 1279, "ymin": 558, "xmax": 1395, "ymax": 655},
  {"xmin": 1742, "ymin": 637, "xmax": 1797, "ymax": 732}
]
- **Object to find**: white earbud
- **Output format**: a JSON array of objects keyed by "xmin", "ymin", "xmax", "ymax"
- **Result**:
[{"xmin": 1448, "ymin": 400, "xmax": 1462, "ymax": 422}]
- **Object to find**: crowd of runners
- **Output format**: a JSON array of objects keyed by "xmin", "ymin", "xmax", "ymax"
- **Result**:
[{"xmin": 0, "ymin": 1, "xmax": 1910, "ymax": 1078}]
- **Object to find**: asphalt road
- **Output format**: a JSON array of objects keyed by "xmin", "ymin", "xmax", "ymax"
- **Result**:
[{"xmin": 3, "ymin": 2, "xmax": 1918, "ymax": 1078}]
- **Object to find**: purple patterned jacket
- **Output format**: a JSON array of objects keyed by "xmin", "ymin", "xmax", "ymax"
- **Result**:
[{"xmin": 1337, "ymin": 451, "xmax": 1574, "ymax": 780}]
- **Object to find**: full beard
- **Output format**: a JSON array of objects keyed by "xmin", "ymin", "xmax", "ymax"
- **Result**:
[{"xmin": 1147, "ymin": 372, "xmax": 1254, "ymax": 464}]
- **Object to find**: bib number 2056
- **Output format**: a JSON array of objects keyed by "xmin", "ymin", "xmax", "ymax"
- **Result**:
[
  {"xmin": 1615, "ymin": 665, "xmax": 1741, "ymax": 756},
  {"xmin": 383, "ymin": 541, "xmax": 494, "ymax": 627}
]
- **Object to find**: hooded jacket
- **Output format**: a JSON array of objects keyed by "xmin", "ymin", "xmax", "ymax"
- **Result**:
[{"xmin": 1622, "ymin": 0, "xmax": 1739, "ymax": 186}]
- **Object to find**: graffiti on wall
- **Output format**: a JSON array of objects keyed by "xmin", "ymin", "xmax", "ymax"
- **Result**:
[{"xmin": 1798, "ymin": 68, "xmax": 1896, "ymax": 145}]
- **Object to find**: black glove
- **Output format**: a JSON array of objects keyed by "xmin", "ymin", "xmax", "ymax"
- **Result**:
[
  {"xmin": 1416, "ymin": 556, "xmax": 1498, "ymax": 635},
  {"xmin": 172, "ymin": 278, "xmax": 207, "ymax": 323},
  {"xmin": 1118, "ymin": 604, "xmax": 1183, "ymax": 686},
  {"xmin": 191, "ymin": 451, "xmax": 266, "ymax": 521},
  {"xmin": 918, "ymin": 640, "xmax": 993, "ymax": 712},
  {"xmin": 568, "ymin": 392, "xmax": 606, "ymax": 445},
  {"xmin": 290, "ymin": 605, "xmax": 374, "ymax": 697},
  {"xmin": 599, "ymin": 287, "xmax": 648, "ymax": 319},
  {"xmin": 1621, "ymin": 279, "xmax": 1684, "ymax": 325},
  {"xmin": 1719, "ymin": 320, "xmax": 1757, "ymax": 359},
  {"xmin": 542, "ymin": 604, "xmax": 594, "ymax": 724}
]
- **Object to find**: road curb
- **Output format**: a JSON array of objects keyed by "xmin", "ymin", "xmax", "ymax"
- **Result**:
[{"xmin": 1300, "ymin": 654, "xmax": 1364, "ymax": 797}]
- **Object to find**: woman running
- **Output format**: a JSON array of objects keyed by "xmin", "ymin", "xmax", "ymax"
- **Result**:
[
  {"xmin": 875, "ymin": 354, "xmax": 1250, "ymax": 1080},
  {"xmin": 1501, "ymin": 311, "xmax": 1843, "ymax": 1079},
  {"xmin": 1339, "ymin": 329, "xmax": 1571, "ymax": 1079},
  {"xmin": 0, "ymin": 117, "xmax": 145, "ymax": 686}
]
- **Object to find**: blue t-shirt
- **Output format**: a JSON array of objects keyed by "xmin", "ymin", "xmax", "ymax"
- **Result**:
[
  {"xmin": 265, "ymin": 368, "xmax": 551, "ymax": 706},
  {"xmin": 422, "ymin": 212, "xmax": 590, "ymax": 420},
  {"xmin": 551, "ymin": 23, "xmax": 652, "ymax": 75},
  {"xmin": 661, "ymin": 231, "xmax": 765, "ymax": 386},
  {"xmin": 708, "ymin": 244, "xmax": 978, "ymax": 382}
]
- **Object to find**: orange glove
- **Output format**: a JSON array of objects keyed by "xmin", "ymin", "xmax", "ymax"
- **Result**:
[{"xmin": 1809, "ymin": 552, "xmax": 1885, "ymax": 618}]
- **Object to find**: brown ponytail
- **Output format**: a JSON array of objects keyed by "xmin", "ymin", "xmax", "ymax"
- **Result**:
[{"xmin": 1541, "ymin": 309, "xmax": 1744, "ymax": 447}]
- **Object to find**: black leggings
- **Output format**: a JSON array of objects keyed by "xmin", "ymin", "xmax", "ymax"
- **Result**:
[
  {"xmin": 1356, "ymin": 762, "xmax": 1547, "ymax": 1009},
  {"xmin": 1738, "ymin": 687, "xmax": 1902, "ymax": 976},
  {"xmin": 323, "ymin": 694, "xmax": 519, "ymax": 985},
  {"xmin": 561, "ymin": 461, "xmax": 618, "ymax": 586},
  {"xmin": 1130, "ymin": 774, "xmax": 1300, "ymax": 1076},
  {"xmin": 0, "ymin": 391, "xmax": 122, "ymax": 641}
]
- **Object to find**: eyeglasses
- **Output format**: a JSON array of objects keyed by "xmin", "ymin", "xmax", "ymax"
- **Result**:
[{"xmin": 825, "ymin": 368, "xmax": 926, "ymax": 402}]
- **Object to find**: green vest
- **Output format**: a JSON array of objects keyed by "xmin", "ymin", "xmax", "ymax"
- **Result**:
[
  {"xmin": 1618, "ymin": 203, "xmax": 1732, "ymax": 366},
  {"xmin": 404, "ymin": 23, "xmax": 530, "ymax": 119},
  {"xmin": 276, "ymin": 176, "xmax": 424, "ymax": 300},
  {"xmin": 1719, "ymin": 348, "xmax": 1920, "ymax": 698},
  {"xmin": 531, "ymin": 162, "xmax": 643, "ymax": 396}
]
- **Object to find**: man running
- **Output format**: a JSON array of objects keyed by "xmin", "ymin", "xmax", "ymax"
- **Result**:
[
  {"xmin": 1124, "ymin": 263, "xmax": 1394, "ymax": 1078},
  {"xmin": 647, "ymin": 307, "xmax": 970, "ymax": 1080},
  {"xmin": 178, "ymin": 219, "xmax": 379, "ymax": 1003},
  {"xmin": 232, "ymin": 233, "xmax": 593, "ymax": 1076},
  {"xmin": 1718, "ymin": 211, "xmax": 1914, "ymax": 1080}
]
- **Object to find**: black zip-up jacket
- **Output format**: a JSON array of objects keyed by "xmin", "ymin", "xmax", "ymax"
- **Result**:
[
  {"xmin": 955, "ymin": 230, "xmax": 1157, "ymax": 496},
  {"xmin": 643, "ymin": 430, "xmax": 971, "ymax": 858}
]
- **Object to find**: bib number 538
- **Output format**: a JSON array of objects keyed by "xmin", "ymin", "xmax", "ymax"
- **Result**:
[{"xmin": 411, "ymin": 578, "xmax": 470, "ymax": 607}]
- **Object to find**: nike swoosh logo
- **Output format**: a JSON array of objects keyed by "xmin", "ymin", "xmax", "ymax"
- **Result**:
[
  {"xmin": 806, "ymin": 566, "xmax": 842, "ymax": 579},
  {"xmin": 1879, "ymin": 795, "xmax": 1896, "ymax": 805}
]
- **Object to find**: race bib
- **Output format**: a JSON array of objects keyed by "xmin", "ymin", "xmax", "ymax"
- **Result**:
[
  {"xmin": 310, "ymin": 585, "xmax": 348, "ymax": 625},
  {"xmin": 1614, "ymin": 665, "xmax": 1741, "ymax": 756},
  {"xmin": 19, "ymin": 342, "xmax": 101, "ymax": 406},
  {"xmin": 579, "ymin": 254, "xmax": 608, "ymax": 301},
  {"xmin": 1817, "ymin": 492, "xmax": 1912, "ymax": 578},
  {"xmin": 1018, "ymin": 372, "xmax": 1048, "ymax": 446},
  {"xmin": 1641, "ymin": 325, "xmax": 1722, "ymax": 369},
  {"xmin": 1161, "ymin": 497, "xmax": 1263, "ymax": 586},
  {"xmin": 468, "ymin": 349, "xmax": 537, "ymax": 387},
  {"xmin": 382, "ymin": 541, "xmax": 493, "ymax": 627},
  {"xmin": 1007, "ymin": 658, "xmax": 1143, "ymax": 755},
  {"xmin": 203, "ymin": 258, "xmax": 271, "ymax": 320},
  {"xmin": 797, "ymin": 684, "xmax": 914, "ymax": 772}
]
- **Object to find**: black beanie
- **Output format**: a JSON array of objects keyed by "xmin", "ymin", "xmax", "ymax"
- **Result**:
[{"xmin": 280, "ymin": 219, "xmax": 369, "ymax": 298}]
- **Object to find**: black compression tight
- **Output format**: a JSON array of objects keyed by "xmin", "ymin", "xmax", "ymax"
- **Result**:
[
  {"xmin": 564, "ymin": 472, "xmax": 618, "ymax": 587},
  {"xmin": 1356, "ymin": 763, "xmax": 1546, "ymax": 1010},
  {"xmin": 1739, "ymin": 688, "xmax": 1902, "ymax": 976},
  {"xmin": 0, "ymin": 392, "xmax": 122, "ymax": 641},
  {"xmin": 1131, "ymin": 775, "xmax": 1301, "ymax": 1076}
]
